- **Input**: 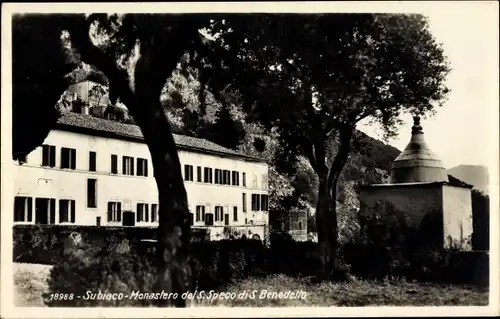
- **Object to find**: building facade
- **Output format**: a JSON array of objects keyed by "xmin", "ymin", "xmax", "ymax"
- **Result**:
[{"xmin": 13, "ymin": 112, "xmax": 269, "ymax": 240}]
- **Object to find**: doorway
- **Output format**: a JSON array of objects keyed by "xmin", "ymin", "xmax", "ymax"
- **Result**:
[
  {"xmin": 35, "ymin": 198, "xmax": 55, "ymax": 224},
  {"xmin": 122, "ymin": 211, "xmax": 135, "ymax": 226}
]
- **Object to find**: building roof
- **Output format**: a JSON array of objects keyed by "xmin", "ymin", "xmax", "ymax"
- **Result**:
[
  {"xmin": 55, "ymin": 112, "xmax": 265, "ymax": 162},
  {"xmin": 390, "ymin": 116, "xmax": 449, "ymax": 183}
]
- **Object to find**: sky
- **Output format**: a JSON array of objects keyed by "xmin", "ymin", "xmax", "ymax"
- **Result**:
[{"xmin": 357, "ymin": 3, "xmax": 499, "ymax": 169}]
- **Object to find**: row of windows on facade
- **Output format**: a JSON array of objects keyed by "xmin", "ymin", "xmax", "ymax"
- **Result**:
[
  {"xmin": 184, "ymin": 165, "xmax": 268, "ymax": 189},
  {"xmin": 84, "ymin": 178, "xmax": 268, "ymax": 212},
  {"xmin": 36, "ymin": 145, "xmax": 267, "ymax": 189},
  {"xmin": 14, "ymin": 194, "xmax": 269, "ymax": 226}
]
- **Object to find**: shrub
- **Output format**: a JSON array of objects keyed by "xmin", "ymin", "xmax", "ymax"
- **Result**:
[
  {"xmin": 13, "ymin": 225, "xmax": 209, "ymax": 265},
  {"xmin": 45, "ymin": 238, "xmax": 268, "ymax": 307}
]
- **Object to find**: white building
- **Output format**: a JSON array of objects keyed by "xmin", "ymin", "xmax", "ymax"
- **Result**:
[{"xmin": 13, "ymin": 112, "xmax": 269, "ymax": 240}]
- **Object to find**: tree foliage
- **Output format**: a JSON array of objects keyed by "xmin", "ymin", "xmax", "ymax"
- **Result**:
[{"xmin": 195, "ymin": 13, "xmax": 450, "ymax": 276}]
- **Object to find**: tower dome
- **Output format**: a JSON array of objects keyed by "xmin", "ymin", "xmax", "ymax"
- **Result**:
[{"xmin": 390, "ymin": 116, "xmax": 448, "ymax": 183}]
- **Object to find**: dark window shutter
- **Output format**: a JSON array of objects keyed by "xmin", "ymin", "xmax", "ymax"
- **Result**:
[
  {"xmin": 27, "ymin": 198, "xmax": 33, "ymax": 221},
  {"xmin": 71, "ymin": 149, "xmax": 76, "ymax": 169},
  {"xmin": 137, "ymin": 204, "xmax": 141, "ymax": 222},
  {"xmin": 107, "ymin": 202, "xmax": 112, "ymax": 222},
  {"xmin": 50, "ymin": 146, "xmax": 56, "ymax": 167},
  {"xmin": 111, "ymin": 155, "xmax": 117, "ymax": 174},
  {"xmin": 50, "ymin": 199, "xmax": 56, "ymax": 224},
  {"xmin": 145, "ymin": 160, "xmax": 149, "ymax": 177},
  {"xmin": 117, "ymin": 203, "xmax": 122, "ymax": 222},
  {"xmin": 71, "ymin": 200, "xmax": 76, "ymax": 223},
  {"xmin": 42, "ymin": 145, "xmax": 49, "ymax": 166},
  {"xmin": 137, "ymin": 159, "xmax": 141, "ymax": 176},
  {"xmin": 59, "ymin": 200, "xmax": 63, "ymax": 223},
  {"xmin": 145, "ymin": 205, "xmax": 149, "ymax": 222},
  {"xmin": 61, "ymin": 148, "xmax": 68, "ymax": 168},
  {"xmin": 122, "ymin": 157, "xmax": 126, "ymax": 174},
  {"xmin": 131, "ymin": 158, "xmax": 135, "ymax": 175}
]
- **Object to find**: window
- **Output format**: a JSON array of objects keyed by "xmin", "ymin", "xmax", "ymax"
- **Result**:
[
  {"xmin": 42, "ymin": 145, "xmax": 56, "ymax": 167},
  {"xmin": 251, "ymin": 194, "xmax": 261, "ymax": 211},
  {"xmin": 137, "ymin": 203, "xmax": 149, "ymax": 222},
  {"xmin": 89, "ymin": 151, "xmax": 96, "ymax": 172},
  {"xmin": 61, "ymin": 147, "xmax": 76, "ymax": 169},
  {"xmin": 137, "ymin": 158, "xmax": 148, "ymax": 177},
  {"xmin": 122, "ymin": 156, "xmax": 134, "ymax": 175},
  {"xmin": 197, "ymin": 166, "xmax": 202, "ymax": 182},
  {"xmin": 262, "ymin": 174, "xmax": 268, "ymax": 189},
  {"xmin": 107, "ymin": 201, "xmax": 121, "ymax": 222},
  {"xmin": 205, "ymin": 212, "xmax": 214, "ymax": 226},
  {"xmin": 59, "ymin": 199, "xmax": 76, "ymax": 223},
  {"xmin": 242, "ymin": 173, "xmax": 246, "ymax": 187},
  {"xmin": 14, "ymin": 196, "xmax": 32, "ymax": 222},
  {"xmin": 196, "ymin": 205, "xmax": 206, "ymax": 222},
  {"xmin": 214, "ymin": 169, "xmax": 221, "ymax": 184},
  {"xmin": 111, "ymin": 154, "xmax": 118, "ymax": 174},
  {"xmin": 223, "ymin": 170, "xmax": 231, "ymax": 185},
  {"xmin": 260, "ymin": 194, "xmax": 269, "ymax": 211},
  {"xmin": 242, "ymin": 193, "xmax": 247, "ymax": 213},
  {"xmin": 151, "ymin": 204, "xmax": 158, "ymax": 222},
  {"xmin": 215, "ymin": 206, "xmax": 223, "ymax": 222},
  {"xmin": 96, "ymin": 216, "xmax": 101, "ymax": 226},
  {"xmin": 252, "ymin": 174, "xmax": 258, "ymax": 188},
  {"xmin": 184, "ymin": 165, "xmax": 194, "ymax": 181},
  {"xmin": 204, "ymin": 167, "xmax": 213, "ymax": 183},
  {"xmin": 232, "ymin": 171, "xmax": 239, "ymax": 186},
  {"xmin": 87, "ymin": 179, "xmax": 97, "ymax": 208},
  {"xmin": 233, "ymin": 206, "xmax": 238, "ymax": 221}
]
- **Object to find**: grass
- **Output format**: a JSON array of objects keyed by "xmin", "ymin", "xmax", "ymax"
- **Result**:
[
  {"xmin": 13, "ymin": 263, "xmax": 488, "ymax": 307},
  {"xmin": 195, "ymin": 275, "xmax": 489, "ymax": 307},
  {"xmin": 14, "ymin": 263, "xmax": 52, "ymax": 307}
]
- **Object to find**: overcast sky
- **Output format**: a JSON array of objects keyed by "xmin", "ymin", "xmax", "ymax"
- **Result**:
[{"xmin": 357, "ymin": 2, "xmax": 499, "ymax": 170}]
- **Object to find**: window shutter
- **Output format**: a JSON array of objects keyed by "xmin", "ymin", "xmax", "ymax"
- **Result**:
[
  {"xmin": 117, "ymin": 203, "xmax": 122, "ymax": 222},
  {"xmin": 42, "ymin": 145, "xmax": 49, "ymax": 166},
  {"xmin": 131, "ymin": 159, "xmax": 135, "ymax": 175},
  {"xmin": 111, "ymin": 155, "xmax": 117, "ymax": 174},
  {"xmin": 137, "ymin": 204, "xmax": 141, "ymax": 222},
  {"xmin": 145, "ymin": 205, "xmax": 149, "ymax": 222},
  {"xmin": 50, "ymin": 199, "xmax": 56, "ymax": 224},
  {"xmin": 71, "ymin": 200, "xmax": 76, "ymax": 223},
  {"xmin": 71, "ymin": 149, "xmax": 76, "ymax": 169},
  {"xmin": 122, "ymin": 157, "xmax": 126, "ymax": 174},
  {"xmin": 27, "ymin": 198, "xmax": 33, "ymax": 222},
  {"xmin": 145, "ymin": 160, "xmax": 149, "ymax": 177},
  {"xmin": 107, "ymin": 202, "xmax": 113, "ymax": 222},
  {"xmin": 61, "ymin": 148, "xmax": 68, "ymax": 168},
  {"xmin": 59, "ymin": 200, "xmax": 64, "ymax": 223},
  {"xmin": 50, "ymin": 146, "xmax": 56, "ymax": 167}
]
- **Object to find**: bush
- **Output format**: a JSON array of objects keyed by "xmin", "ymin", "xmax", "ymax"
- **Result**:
[
  {"xmin": 13, "ymin": 225, "xmax": 209, "ymax": 265},
  {"xmin": 44, "ymin": 238, "xmax": 268, "ymax": 307}
]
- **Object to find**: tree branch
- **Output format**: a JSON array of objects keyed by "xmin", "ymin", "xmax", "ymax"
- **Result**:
[
  {"xmin": 327, "ymin": 125, "xmax": 354, "ymax": 187},
  {"xmin": 67, "ymin": 16, "xmax": 135, "ymax": 108}
]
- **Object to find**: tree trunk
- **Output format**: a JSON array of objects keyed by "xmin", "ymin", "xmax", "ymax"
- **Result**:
[
  {"xmin": 130, "ymin": 94, "xmax": 191, "ymax": 308},
  {"xmin": 315, "ymin": 126, "xmax": 354, "ymax": 280},
  {"xmin": 315, "ymin": 177, "xmax": 338, "ymax": 278}
]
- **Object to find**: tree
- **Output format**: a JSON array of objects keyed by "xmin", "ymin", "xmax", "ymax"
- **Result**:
[
  {"xmin": 196, "ymin": 13, "xmax": 450, "ymax": 278},
  {"xmin": 88, "ymin": 83, "xmax": 108, "ymax": 108},
  {"xmin": 12, "ymin": 13, "xmax": 213, "ymax": 307}
]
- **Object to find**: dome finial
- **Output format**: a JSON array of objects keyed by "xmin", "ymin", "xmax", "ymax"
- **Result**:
[{"xmin": 412, "ymin": 115, "xmax": 423, "ymax": 134}]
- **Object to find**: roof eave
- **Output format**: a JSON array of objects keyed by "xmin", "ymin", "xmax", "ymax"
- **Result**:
[{"xmin": 54, "ymin": 123, "xmax": 266, "ymax": 163}]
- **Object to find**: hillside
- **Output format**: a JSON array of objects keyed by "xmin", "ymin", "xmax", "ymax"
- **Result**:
[{"xmin": 446, "ymin": 165, "xmax": 489, "ymax": 194}]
